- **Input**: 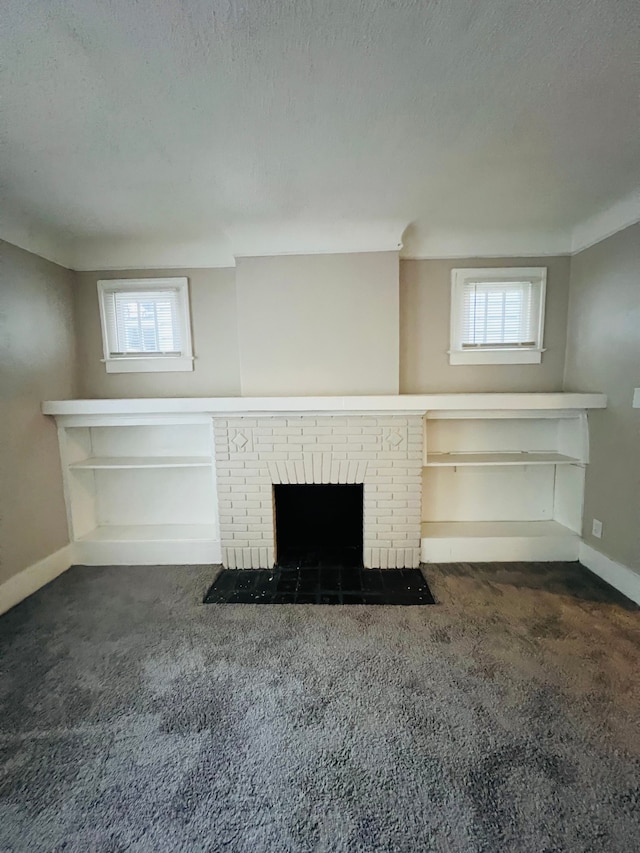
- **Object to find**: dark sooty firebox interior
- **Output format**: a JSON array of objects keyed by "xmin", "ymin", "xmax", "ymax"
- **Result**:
[{"xmin": 274, "ymin": 483, "xmax": 363, "ymax": 568}]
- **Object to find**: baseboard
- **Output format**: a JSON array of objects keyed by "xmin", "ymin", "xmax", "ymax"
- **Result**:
[
  {"xmin": 0, "ymin": 544, "xmax": 75, "ymax": 616},
  {"xmin": 579, "ymin": 542, "xmax": 640, "ymax": 606}
]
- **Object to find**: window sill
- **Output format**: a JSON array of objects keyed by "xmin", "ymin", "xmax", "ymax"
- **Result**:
[
  {"xmin": 103, "ymin": 356, "xmax": 194, "ymax": 374},
  {"xmin": 448, "ymin": 349, "xmax": 544, "ymax": 366}
]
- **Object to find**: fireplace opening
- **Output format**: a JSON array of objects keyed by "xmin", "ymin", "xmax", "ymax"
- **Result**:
[{"xmin": 274, "ymin": 484, "xmax": 363, "ymax": 568}]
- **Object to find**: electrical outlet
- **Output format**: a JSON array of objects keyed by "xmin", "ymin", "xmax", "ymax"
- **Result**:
[{"xmin": 592, "ymin": 518, "xmax": 603, "ymax": 539}]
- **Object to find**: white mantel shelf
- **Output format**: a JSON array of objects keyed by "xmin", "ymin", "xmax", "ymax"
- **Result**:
[{"xmin": 42, "ymin": 392, "xmax": 606, "ymax": 417}]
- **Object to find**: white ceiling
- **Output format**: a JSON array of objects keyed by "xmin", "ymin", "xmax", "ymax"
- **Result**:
[{"xmin": 1, "ymin": 0, "xmax": 639, "ymax": 269}]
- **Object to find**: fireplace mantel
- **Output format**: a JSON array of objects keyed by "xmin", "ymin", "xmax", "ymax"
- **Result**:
[{"xmin": 42, "ymin": 392, "xmax": 607, "ymax": 417}]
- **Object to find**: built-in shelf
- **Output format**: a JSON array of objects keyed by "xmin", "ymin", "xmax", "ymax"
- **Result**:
[
  {"xmin": 54, "ymin": 418, "xmax": 219, "ymax": 565},
  {"xmin": 424, "ymin": 452, "xmax": 582, "ymax": 467},
  {"xmin": 78, "ymin": 524, "xmax": 217, "ymax": 543},
  {"xmin": 43, "ymin": 394, "xmax": 606, "ymax": 567},
  {"xmin": 70, "ymin": 456, "xmax": 212, "ymax": 470}
]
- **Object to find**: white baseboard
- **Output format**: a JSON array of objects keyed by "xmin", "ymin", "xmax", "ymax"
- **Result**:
[
  {"xmin": 0, "ymin": 544, "xmax": 75, "ymax": 616},
  {"xmin": 579, "ymin": 542, "xmax": 640, "ymax": 605}
]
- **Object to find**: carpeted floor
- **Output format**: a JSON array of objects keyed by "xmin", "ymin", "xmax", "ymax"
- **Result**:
[{"xmin": 0, "ymin": 562, "xmax": 638, "ymax": 853}]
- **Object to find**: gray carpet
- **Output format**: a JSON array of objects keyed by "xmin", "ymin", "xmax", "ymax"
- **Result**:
[{"xmin": 0, "ymin": 562, "xmax": 638, "ymax": 853}]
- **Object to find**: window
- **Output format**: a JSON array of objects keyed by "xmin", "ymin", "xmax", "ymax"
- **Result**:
[
  {"xmin": 97, "ymin": 278, "xmax": 193, "ymax": 373},
  {"xmin": 449, "ymin": 268, "xmax": 546, "ymax": 365}
]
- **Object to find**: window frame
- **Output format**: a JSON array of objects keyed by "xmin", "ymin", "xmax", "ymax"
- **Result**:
[
  {"xmin": 97, "ymin": 278, "xmax": 194, "ymax": 373},
  {"xmin": 449, "ymin": 267, "xmax": 547, "ymax": 365}
]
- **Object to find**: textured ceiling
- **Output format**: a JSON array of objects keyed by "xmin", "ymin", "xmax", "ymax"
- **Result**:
[{"xmin": 1, "ymin": 0, "xmax": 639, "ymax": 268}]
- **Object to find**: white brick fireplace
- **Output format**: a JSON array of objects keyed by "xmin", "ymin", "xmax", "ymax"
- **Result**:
[{"xmin": 214, "ymin": 414, "xmax": 423, "ymax": 569}]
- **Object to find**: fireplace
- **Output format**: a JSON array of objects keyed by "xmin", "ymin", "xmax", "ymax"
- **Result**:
[
  {"xmin": 214, "ymin": 414, "xmax": 423, "ymax": 569},
  {"xmin": 274, "ymin": 484, "xmax": 363, "ymax": 568}
]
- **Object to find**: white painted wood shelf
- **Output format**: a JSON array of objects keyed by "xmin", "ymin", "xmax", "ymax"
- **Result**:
[
  {"xmin": 52, "ymin": 418, "xmax": 221, "ymax": 566},
  {"xmin": 70, "ymin": 456, "xmax": 212, "ymax": 470},
  {"xmin": 424, "ymin": 452, "xmax": 582, "ymax": 467},
  {"xmin": 42, "ymin": 392, "xmax": 607, "ymax": 417},
  {"xmin": 420, "ymin": 405, "xmax": 594, "ymax": 561}
]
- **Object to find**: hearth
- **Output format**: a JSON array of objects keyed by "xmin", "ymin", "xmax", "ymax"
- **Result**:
[
  {"xmin": 274, "ymin": 483, "xmax": 363, "ymax": 568},
  {"xmin": 203, "ymin": 566, "xmax": 435, "ymax": 605}
]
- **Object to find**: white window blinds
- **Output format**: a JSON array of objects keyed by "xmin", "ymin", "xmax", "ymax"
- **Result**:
[
  {"xmin": 460, "ymin": 280, "xmax": 539, "ymax": 348},
  {"xmin": 97, "ymin": 278, "xmax": 193, "ymax": 373},
  {"xmin": 449, "ymin": 268, "xmax": 546, "ymax": 365},
  {"xmin": 102, "ymin": 289, "xmax": 182, "ymax": 356}
]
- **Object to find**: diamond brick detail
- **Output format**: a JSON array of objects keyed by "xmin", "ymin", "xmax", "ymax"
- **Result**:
[
  {"xmin": 384, "ymin": 430, "xmax": 404, "ymax": 448},
  {"xmin": 231, "ymin": 432, "xmax": 249, "ymax": 450}
]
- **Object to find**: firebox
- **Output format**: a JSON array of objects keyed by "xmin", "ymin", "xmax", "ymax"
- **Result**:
[{"xmin": 274, "ymin": 484, "xmax": 363, "ymax": 568}]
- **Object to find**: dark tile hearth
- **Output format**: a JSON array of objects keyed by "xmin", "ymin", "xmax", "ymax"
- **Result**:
[{"xmin": 203, "ymin": 567, "xmax": 435, "ymax": 605}]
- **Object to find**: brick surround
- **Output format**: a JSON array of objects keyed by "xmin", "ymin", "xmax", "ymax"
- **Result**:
[{"xmin": 213, "ymin": 415, "xmax": 423, "ymax": 569}]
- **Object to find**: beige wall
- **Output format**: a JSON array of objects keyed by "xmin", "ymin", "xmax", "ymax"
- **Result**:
[
  {"xmin": 0, "ymin": 241, "xmax": 77, "ymax": 585},
  {"xmin": 74, "ymin": 253, "xmax": 571, "ymax": 399},
  {"xmin": 399, "ymin": 256, "xmax": 570, "ymax": 392},
  {"xmin": 564, "ymin": 223, "xmax": 640, "ymax": 571},
  {"xmin": 236, "ymin": 252, "xmax": 400, "ymax": 395},
  {"xmin": 74, "ymin": 268, "xmax": 241, "ymax": 398}
]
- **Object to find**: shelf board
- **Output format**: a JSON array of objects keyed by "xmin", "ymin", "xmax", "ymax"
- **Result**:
[
  {"xmin": 42, "ymin": 391, "xmax": 608, "ymax": 417},
  {"xmin": 78, "ymin": 524, "xmax": 217, "ymax": 543},
  {"xmin": 70, "ymin": 456, "xmax": 212, "ymax": 470},
  {"xmin": 421, "ymin": 520, "xmax": 577, "ymax": 539},
  {"xmin": 424, "ymin": 452, "xmax": 582, "ymax": 467}
]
